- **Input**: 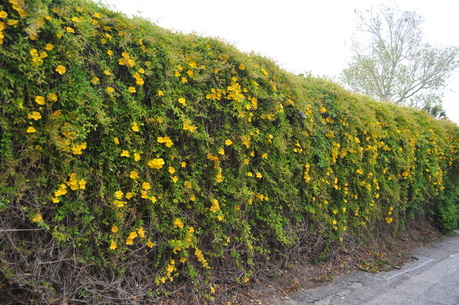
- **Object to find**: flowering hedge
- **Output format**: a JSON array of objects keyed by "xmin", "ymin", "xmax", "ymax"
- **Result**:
[{"xmin": 0, "ymin": 0, "xmax": 458, "ymax": 303}]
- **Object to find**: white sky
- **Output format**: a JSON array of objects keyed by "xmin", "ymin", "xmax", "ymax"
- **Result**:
[{"xmin": 101, "ymin": 0, "xmax": 459, "ymax": 125}]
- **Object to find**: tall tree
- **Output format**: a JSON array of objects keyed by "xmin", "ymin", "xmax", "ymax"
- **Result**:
[{"xmin": 341, "ymin": 5, "xmax": 459, "ymax": 117}]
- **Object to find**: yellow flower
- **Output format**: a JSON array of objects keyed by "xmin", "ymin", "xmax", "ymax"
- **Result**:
[
  {"xmin": 210, "ymin": 199, "xmax": 220, "ymax": 213},
  {"xmin": 55, "ymin": 65, "xmax": 66, "ymax": 75},
  {"xmin": 135, "ymin": 77, "xmax": 144, "ymax": 85},
  {"xmin": 184, "ymin": 181, "xmax": 192, "ymax": 188},
  {"xmin": 35, "ymin": 95, "xmax": 45, "ymax": 105},
  {"xmin": 128, "ymin": 231, "xmax": 138, "ymax": 239},
  {"xmin": 131, "ymin": 121, "xmax": 139, "ymax": 132},
  {"xmin": 256, "ymin": 172, "xmax": 263, "ymax": 178},
  {"xmin": 103, "ymin": 70, "xmax": 111, "ymax": 75},
  {"xmin": 146, "ymin": 240, "xmax": 155, "ymax": 248},
  {"xmin": 113, "ymin": 137, "xmax": 120, "ymax": 144},
  {"xmin": 45, "ymin": 43, "xmax": 54, "ymax": 51},
  {"xmin": 137, "ymin": 227, "xmax": 145, "ymax": 238},
  {"xmin": 0, "ymin": 11, "xmax": 8, "ymax": 18},
  {"xmin": 320, "ymin": 107, "xmax": 327, "ymax": 113},
  {"xmin": 261, "ymin": 153, "xmax": 268, "ymax": 159},
  {"xmin": 28, "ymin": 111, "xmax": 42, "ymax": 120},
  {"xmin": 120, "ymin": 150, "xmax": 130, "ymax": 157},
  {"xmin": 125, "ymin": 238, "xmax": 133, "ymax": 245},
  {"xmin": 171, "ymin": 176, "xmax": 178, "ymax": 183},
  {"xmin": 385, "ymin": 217, "xmax": 393, "ymax": 224},
  {"xmin": 243, "ymin": 158, "xmax": 250, "ymax": 165},
  {"xmin": 47, "ymin": 92, "xmax": 58, "ymax": 102},
  {"xmin": 134, "ymin": 153, "xmax": 141, "ymax": 161},
  {"xmin": 148, "ymin": 158, "xmax": 165, "ymax": 169},
  {"xmin": 7, "ymin": 19, "xmax": 18, "ymax": 25},
  {"xmin": 106, "ymin": 86, "xmax": 115, "ymax": 93},
  {"xmin": 32, "ymin": 214, "xmax": 42, "ymax": 223},
  {"xmin": 91, "ymin": 77, "xmax": 100, "ymax": 84},
  {"xmin": 181, "ymin": 162, "xmax": 187, "ymax": 168},
  {"xmin": 129, "ymin": 171, "xmax": 139, "ymax": 179},
  {"xmin": 168, "ymin": 166, "xmax": 176, "ymax": 174},
  {"xmin": 142, "ymin": 182, "xmax": 151, "ymax": 190},
  {"xmin": 109, "ymin": 241, "xmax": 117, "ymax": 250},
  {"xmin": 128, "ymin": 87, "xmax": 136, "ymax": 93},
  {"xmin": 158, "ymin": 90, "xmax": 164, "ymax": 96},
  {"xmin": 216, "ymin": 171, "xmax": 223, "ymax": 183},
  {"xmin": 178, "ymin": 98, "xmax": 186, "ymax": 106},
  {"xmin": 79, "ymin": 179, "xmax": 86, "ymax": 189},
  {"xmin": 114, "ymin": 190, "xmax": 123, "ymax": 199},
  {"xmin": 218, "ymin": 148, "xmax": 225, "ymax": 155},
  {"xmin": 126, "ymin": 192, "xmax": 134, "ymax": 199},
  {"xmin": 225, "ymin": 139, "xmax": 232, "ymax": 146},
  {"xmin": 26, "ymin": 126, "xmax": 37, "ymax": 133},
  {"xmin": 173, "ymin": 218, "xmax": 184, "ymax": 228},
  {"xmin": 183, "ymin": 120, "xmax": 197, "ymax": 132},
  {"xmin": 247, "ymin": 172, "xmax": 253, "ymax": 177},
  {"xmin": 157, "ymin": 136, "xmax": 174, "ymax": 147},
  {"xmin": 66, "ymin": 27, "xmax": 75, "ymax": 33},
  {"xmin": 111, "ymin": 225, "xmax": 119, "ymax": 233}
]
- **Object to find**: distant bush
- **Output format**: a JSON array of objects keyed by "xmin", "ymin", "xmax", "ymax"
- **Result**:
[{"xmin": 0, "ymin": 0, "xmax": 458, "ymax": 303}]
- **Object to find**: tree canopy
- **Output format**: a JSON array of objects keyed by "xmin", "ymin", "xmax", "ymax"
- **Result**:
[{"xmin": 341, "ymin": 5, "xmax": 459, "ymax": 117}]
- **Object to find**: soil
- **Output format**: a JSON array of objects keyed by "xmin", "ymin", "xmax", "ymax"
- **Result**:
[{"xmin": 214, "ymin": 219, "xmax": 443, "ymax": 305}]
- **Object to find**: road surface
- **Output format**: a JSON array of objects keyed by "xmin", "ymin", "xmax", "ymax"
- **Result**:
[{"xmin": 274, "ymin": 230, "xmax": 459, "ymax": 305}]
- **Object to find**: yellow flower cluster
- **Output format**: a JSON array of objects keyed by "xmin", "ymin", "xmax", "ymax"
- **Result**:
[
  {"xmin": 55, "ymin": 65, "xmax": 66, "ymax": 75},
  {"xmin": 52, "ymin": 173, "xmax": 85, "ymax": 203},
  {"xmin": 304, "ymin": 163, "xmax": 311, "ymax": 183},
  {"xmin": 157, "ymin": 136, "xmax": 173, "ymax": 147},
  {"xmin": 173, "ymin": 218, "xmax": 184, "ymax": 228},
  {"xmin": 195, "ymin": 247, "xmax": 209, "ymax": 268},
  {"xmin": 66, "ymin": 173, "xmax": 86, "ymax": 190},
  {"xmin": 9, "ymin": 0, "xmax": 27, "ymax": 18},
  {"xmin": 28, "ymin": 111, "xmax": 42, "ymax": 120},
  {"xmin": 0, "ymin": 19, "xmax": 5, "ymax": 45},
  {"xmin": 126, "ymin": 227, "xmax": 145, "ymax": 245},
  {"xmin": 133, "ymin": 71, "xmax": 144, "ymax": 85},
  {"xmin": 131, "ymin": 121, "xmax": 140, "ymax": 132},
  {"xmin": 183, "ymin": 120, "xmax": 197, "ymax": 132},
  {"xmin": 30, "ymin": 49, "xmax": 47, "ymax": 65},
  {"xmin": 71, "ymin": 142, "xmax": 87, "ymax": 155},
  {"xmin": 209, "ymin": 199, "xmax": 220, "ymax": 213},
  {"xmin": 206, "ymin": 88, "xmax": 223, "ymax": 100},
  {"xmin": 118, "ymin": 52, "xmax": 135, "ymax": 67},
  {"xmin": 32, "ymin": 213, "xmax": 42, "ymax": 223},
  {"xmin": 148, "ymin": 158, "xmax": 165, "ymax": 169}
]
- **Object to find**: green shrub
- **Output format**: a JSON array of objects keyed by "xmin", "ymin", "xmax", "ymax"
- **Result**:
[{"xmin": 0, "ymin": 0, "xmax": 458, "ymax": 303}]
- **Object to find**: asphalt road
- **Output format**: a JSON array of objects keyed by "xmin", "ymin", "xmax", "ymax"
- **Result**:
[{"xmin": 274, "ymin": 230, "xmax": 459, "ymax": 305}]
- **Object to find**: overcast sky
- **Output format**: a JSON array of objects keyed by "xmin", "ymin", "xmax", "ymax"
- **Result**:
[{"xmin": 101, "ymin": 0, "xmax": 459, "ymax": 125}]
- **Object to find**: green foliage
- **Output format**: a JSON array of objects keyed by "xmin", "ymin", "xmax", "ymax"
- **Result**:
[{"xmin": 0, "ymin": 0, "xmax": 458, "ymax": 303}]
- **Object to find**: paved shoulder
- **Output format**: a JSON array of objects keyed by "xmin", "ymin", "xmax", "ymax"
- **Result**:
[{"xmin": 275, "ymin": 231, "xmax": 459, "ymax": 305}]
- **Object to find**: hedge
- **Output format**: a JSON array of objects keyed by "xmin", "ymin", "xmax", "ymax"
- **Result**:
[{"xmin": 0, "ymin": 0, "xmax": 458, "ymax": 303}]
